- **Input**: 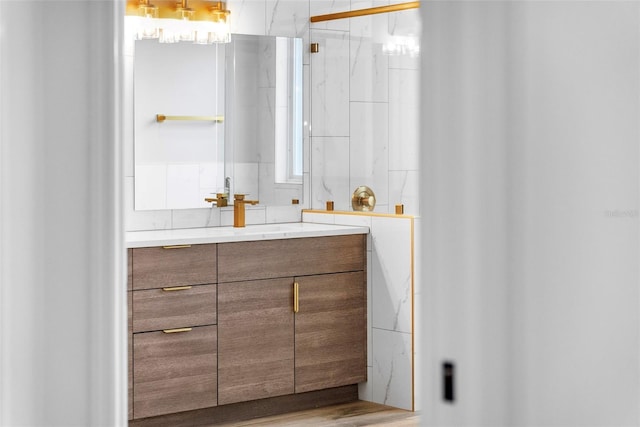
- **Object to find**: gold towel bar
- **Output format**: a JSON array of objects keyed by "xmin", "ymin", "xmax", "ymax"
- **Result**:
[{"xmin": 156, "ymin": 114, "xmax": 224, "ymax": 123}]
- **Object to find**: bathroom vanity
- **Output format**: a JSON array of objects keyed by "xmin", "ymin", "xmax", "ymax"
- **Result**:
[{"xmin": 126, "ymin": 223, "xmax": 368, "ymax": 425}]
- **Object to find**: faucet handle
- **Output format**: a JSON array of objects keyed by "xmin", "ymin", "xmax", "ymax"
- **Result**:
[{"xmin": 205, "ymin": 193, "xmax": 228, "ymax": 207}]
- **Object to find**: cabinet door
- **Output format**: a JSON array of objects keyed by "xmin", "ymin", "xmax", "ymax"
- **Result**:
[
  {"xmin": 295, "ymin": 272, "xmax": 366, "ymax": 393},
  {"xmin": 133, "ymin": 325, "xmax": 217, "ymax": 419},
  {"xmin": 218, "ymin": 278, "xmax": 295, "ymax": 405}
]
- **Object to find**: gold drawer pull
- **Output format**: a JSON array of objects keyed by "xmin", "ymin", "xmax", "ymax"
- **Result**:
[
  {"xmin": 162, "ymin": 286, "xmax": 193, "ymax": 292},
  {"xmin": 162, "ymin": 327, "xmax": 192, "ymax": 334},
  {"xmin": 293, "ymin": 282, "xmax": 299, "ymax": 313},
  {"xmin": 162, "ymin": 245, "xmax": 192, "ymax": 249}
]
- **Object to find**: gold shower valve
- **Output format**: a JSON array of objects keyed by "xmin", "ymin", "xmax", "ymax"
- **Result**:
[{"xmin": 351, "ymin": 186, "xmax": 376, "ymax": 212}]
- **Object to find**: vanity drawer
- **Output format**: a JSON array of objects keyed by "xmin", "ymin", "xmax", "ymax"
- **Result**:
[
  {"xmin": 133, "ymin": 284, "xmax": 216, "ymax": 333},
  {"xmin": 218, "ymin": 235, "xmax": 366, "ymax": 283},
  {"xmin": 132, "ymin": 244, "xmax": 217, "ymax": 290},
  {"xmin": 133, "ymin": 325, "xmax": 217, "ymax": 419}
]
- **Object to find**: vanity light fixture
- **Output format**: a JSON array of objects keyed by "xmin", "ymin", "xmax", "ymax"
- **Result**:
[
  {"xmin": 130, "ymin": 0, "xmax": 160, "ymax": 40},
  {"xmin": 126, "ymin": 0, "xmax": 231, "ymax": 44}
]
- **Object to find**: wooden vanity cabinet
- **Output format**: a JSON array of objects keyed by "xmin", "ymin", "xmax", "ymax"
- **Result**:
[
  {"xmin": 217, "ymin": 235, "xmax": 367, "ymax": 405},
  {"xmin": 130, "ymin": 244, "xmax": 218, "ymax": 420},
  {"xmin": 128, "ymin": 234, "xmax": 367, "ymax": 422}
]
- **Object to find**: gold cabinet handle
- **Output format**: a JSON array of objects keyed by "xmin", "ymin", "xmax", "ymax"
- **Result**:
[
  {"xmin": 162, "ymin": 286, "xmax": 192, "ymax": 292},
  {"xmin": 162, "ymin": 245, "xmax": 192, "ymax": 249},
  {"xmin": 293, "ymin": 282, "xmax": 299, "ymax": 313},
  {"xmin": 162, "ymin": 327, "xmax": 192, "ymax": 334}
]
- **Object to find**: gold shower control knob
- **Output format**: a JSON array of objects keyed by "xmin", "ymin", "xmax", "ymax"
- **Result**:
[{"xmin": 352, "ymin": 186, "xmax": 376, "ymax": 211}]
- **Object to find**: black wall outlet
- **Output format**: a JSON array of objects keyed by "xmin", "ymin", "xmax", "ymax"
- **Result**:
[{"xmin": 443, "ymin": 361, "xmax": 455, "ymax": 403}]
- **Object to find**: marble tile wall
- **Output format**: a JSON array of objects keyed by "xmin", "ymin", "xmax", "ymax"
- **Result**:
[
  {"xmin": 303, "ymin": 211, "xmax": 418, "ymax": 411},
  {"xmin": 125, "ymin": 0, "xmax": 420, "ymax": 231},
  {"xmin": 310, "ymin": 1, "xmax": 421, "ymax": 216}
]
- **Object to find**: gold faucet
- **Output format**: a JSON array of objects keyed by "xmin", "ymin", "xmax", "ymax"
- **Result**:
[
  {"xmin": 204, "ymin": 193, "xmax": 228, "ymax": 207},
  {"xmin": 233, "ymin": 194, "xmax": 259, "ymax": 227}
]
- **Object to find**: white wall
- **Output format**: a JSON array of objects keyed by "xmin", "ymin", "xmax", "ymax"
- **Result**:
[
  {"xmin": 420, "ymin": 3, "xmax": 511, "ymax": 424},
  {"xmin": 421, "ymin": 1, "xmax": 639, "ymax": 425},
  {"xmin": 0, "ymin": 1, "xmax": 124, "ymax": 426}
]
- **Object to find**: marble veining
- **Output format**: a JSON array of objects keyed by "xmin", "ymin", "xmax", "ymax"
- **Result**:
[
  {"xmin": 229, "ymin": 0, "xmax": 266, "ymax": 35},
  {"xmin": 372, "ymin": 242, "xmax": 411, "ymax": 333},
  {"xmin": 383, "ymin": 354, "xmax": 396, "ymax": 405},
  {"xmin": 371, "ymin": 216, "xmax": 412, "ymax": 334},
  {"xmin": 267, "ymin": 0, "xmax": 310, "ymax": 40},
  {"xmin": 372, "ymin": 328, "xmax": 412, "ymax": 410},
  {"xmin": 309, "ymin": 0, "xmax": 350, "ymax": 31},
  {"xmin": 349, "ymin": 8, "xmax": 389, "ymax": 104},
  {"xmin": 310, "ymin": 30, "xmax": 350, "ymax": 137},
  {"xmin": 311, "ymin": 137, "xmax": 350, "ymax": 210},
  {"xmin": 349, "ymin": 102, "xmax": 389, "ymax": 207},
  {"xmin": 392, "ymin": 274, "xmax": 411, "ymax": 331},
  {"xmin": 389, "ymin": 170, "xmax": 418, "ymax": 215}
]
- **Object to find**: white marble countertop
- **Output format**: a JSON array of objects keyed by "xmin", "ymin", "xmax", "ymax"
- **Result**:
[{"xmin": 126, "ymin": 222, "xmax": 370, "ymax": 248}]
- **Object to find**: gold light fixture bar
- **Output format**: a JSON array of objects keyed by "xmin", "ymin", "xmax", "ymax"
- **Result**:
[
  {"xmin": 310, "ymin": 1, "xmax": 419, "ymax": 23},
  {"xmin": 156, "ymin": 114, "xmax": 224, "ymax": 122},
  {"xmin": 126, "ymin": 0, "xmax": 229, "ymax": 21}
]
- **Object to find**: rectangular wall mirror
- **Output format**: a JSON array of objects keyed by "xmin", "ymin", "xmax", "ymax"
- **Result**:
[{"xmin": 134, "ymin": 34, "xmax": 303, "ymax": 211}]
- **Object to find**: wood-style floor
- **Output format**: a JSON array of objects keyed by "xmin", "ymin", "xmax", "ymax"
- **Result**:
[{"xmin": 216, "ymin": 401, "xmax": 421, "ymax": 426}]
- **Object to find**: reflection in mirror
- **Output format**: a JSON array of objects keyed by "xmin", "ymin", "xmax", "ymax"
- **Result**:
[
  {"xmin": 133, "ymin": 34, "xmax": 303, "ymax": 211},
  {"xmin": 225, "ymin": 35, "xmax": 303, "ymax": 206},
  {"xmin": 134, "ymin": 40, "xmax": 225, "ymax": 210}
]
